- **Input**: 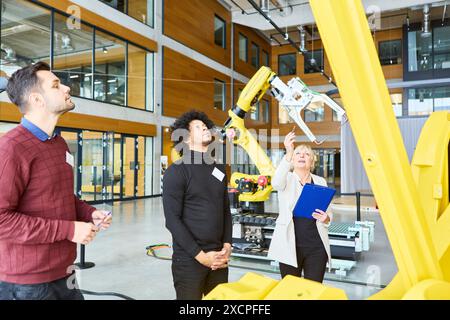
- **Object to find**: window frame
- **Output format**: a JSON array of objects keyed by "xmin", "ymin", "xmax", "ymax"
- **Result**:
[
  {"xmin": 214, "ymin": 78, "xmax": 226, "ymax": 111},
  {"xmin": 214, "ymin": 15, "xmax": 226, "ymax": 49},
  {"xmin": 251, "ymin": 42, "xmax": 260, "ymax": 68},
  {"xmin": 303, "ymin": 48, "xmax": 324, "ymax": 74},
  {"xmin": 278, "ymin": 53, "xmax": 297, "ymax": 76},
  {"xmin": 238, "ymin": 33, "xmax": 248, "ymax": 62},
  {"xmin": 378, "ymin": 39, "xmax": 402, "ymax": 66},
  {"xmin": 403, "ymin": 19, "xmax": 450, "ymax": 81}
]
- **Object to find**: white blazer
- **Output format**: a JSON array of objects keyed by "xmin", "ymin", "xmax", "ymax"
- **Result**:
[{"xmin": 268, "ymin": 156, "xmax": 332, "ymax": 269}]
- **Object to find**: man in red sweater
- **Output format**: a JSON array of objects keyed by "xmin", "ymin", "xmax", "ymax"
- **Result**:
[{"xmin": 0, "ymin": 62, "xmax": 112, "ymax": 300}]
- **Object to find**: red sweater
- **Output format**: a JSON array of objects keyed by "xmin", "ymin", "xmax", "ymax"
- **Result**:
[{"xmin": 0, "ymin": 125, "xmax": 96, "ymax": 284}]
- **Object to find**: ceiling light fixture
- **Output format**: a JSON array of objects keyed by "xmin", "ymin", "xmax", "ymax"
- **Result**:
[{"xmin": 422, "ymin": 4, "xmax": 432, "ymax": 38}]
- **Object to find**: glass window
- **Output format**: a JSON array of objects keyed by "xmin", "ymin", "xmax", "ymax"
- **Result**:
[
  {"xmin": 122, "ymin": 136, "xmax": 136, "ymax": 198},
  {"xmin": 214, "ymin": 79, "xmax": 226, "ymax": 111},
  {"xmin": 137, "ymin": 136, "xmax": 145, "ymax": 196},
  {"xmin": 262, "ymin": 50, "xmax": 269, "ymax": 67},
  {"xmin": 99, "ymin": 0, "xmax": 153, "ymax": 27},
  {"xmin": 407, "ymin": 86, "xmax": 450, "ymax": 115},
  {"xmin": 128, "ymin": 0, "xmax": 154, "ymax": 27},
  {"xmin": 144, "ymin": 137, "xmax": 154, "ymax": 196},
  {"xmin": 407, "ymin": 30, "xmax": 433, "ymax": 72},
  {"xmin": 251, "ymin": 42, "xmax": 259, "ymax": 68},
  {"xmin": 53, "ymin": 12, "xmax": 93, "ymax": 99},
  {"xmin": 332, "ymin": 109, "xmax": 342, "ymax": 122},
  {"xmin": 111, "ymin": 133, "xmax": 122, "ymax": 199},
  {"xmin": 81, "ymin": 131, "xmax": 104, "ymax": 201},
  {"xmin": 330, "ymin": 97, "xmax": 343, "ymax": 121},
  {"xmin": 433, "ymin": 25, "xmax": 450, "ymax": 70},
  {"xmin": 127, "ymin": 44, "xmax": 147, "ymax": 109},
  {"xmin": 214, "ymin": 15, "xmax": 226, "ymax": 48},
  {"xmin": 0, "ymin": 0, "xmax": 51, "ymax": 76},
  {"xmin": 250, "ymin": 101, "xmax": 259, "ymax": 121},
  {"xmin": 99, "ymin": 0, "xmax": 126, "ymax": 13},
  {"xmin": 146, "ymin": 53, "xmax": 154, "ymax": 111},
  {"xmin": 390, "ymin": 93, "xmax": 403, "ymax": 117},
  {"xmin": 305, "ymin": 101, "xmax": 325, "ymax": 122},
  {"xmin": 379, "ymin": 40, "xmax": 402, "ymax": 65},
  {"xmin": 94, "ymin": 30, "xmax": 126, "ymax": 106},
  {"xmin": 408, "ymin": 88, "xmax": 433, "ymax": 115},
  {"xmin": 433, "ymin": 86, "xmax": 450, "ymax": 111},
  {"xmin": 304, "ymin": 49, "xmax": 324, "ymax": 74},
  {"xmin": 260, "ymin": 99, "xmax": 270, "ymax": 123},
  {"xmin": 278, "ymin": 53, "xmax": 296, "ymax": 76},
  {"xmin": 239, "ymin": 33, "xmax": 248, "ymax": 62}
]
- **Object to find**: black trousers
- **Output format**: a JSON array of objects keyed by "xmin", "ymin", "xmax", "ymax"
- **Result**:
[
  {"xmin": 279, "ymin": 246, "xmax": 328, "ymax": 283},
  {"xmin": 172, "ymin": 255, "xmax": 228, "ymax": 300},
  {"xmin": 0, "ymin": 275, "xmax": 84, "ymax": 300}
]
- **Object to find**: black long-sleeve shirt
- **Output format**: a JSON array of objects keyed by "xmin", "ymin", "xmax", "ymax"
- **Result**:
[{"xmin": 162, "ymin": 150, "xmax": 232, "ymax": 258}]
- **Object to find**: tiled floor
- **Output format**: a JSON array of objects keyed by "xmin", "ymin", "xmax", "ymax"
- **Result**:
[{"xmin": 77, "ymin": 196, "xmax": 397, "ymax": 300}]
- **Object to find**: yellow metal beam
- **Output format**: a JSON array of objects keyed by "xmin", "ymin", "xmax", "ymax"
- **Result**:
[{"xmin": 309, "ymin": 0, "xmax": 443, "ymax": 294}]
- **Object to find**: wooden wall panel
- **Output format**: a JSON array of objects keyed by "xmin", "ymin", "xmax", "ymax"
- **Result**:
[
  {"xmin": 163, "ymin": 47, "xmax": 232, "ymax": 125},
  {"xmin": 164, "ymin": 0, "xmax": 231, "ymax": 67},
  {"xmin": 0, "ymin": 102, "xmax": 156, "ymax": 136},
  {"xmin": 233, "ymin": 24, "xmax": 272, "ymax": 78}
]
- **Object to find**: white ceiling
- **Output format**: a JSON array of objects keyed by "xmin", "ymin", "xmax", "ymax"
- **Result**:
[{"xmin": 224, "ymin": 0, "xmax": 446, "ymax": 29}]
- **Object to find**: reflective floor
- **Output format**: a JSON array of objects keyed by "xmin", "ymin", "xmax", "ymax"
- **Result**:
[{"xmin": 77, "ymin": 196, "xmax": 397, "ymax": 300}]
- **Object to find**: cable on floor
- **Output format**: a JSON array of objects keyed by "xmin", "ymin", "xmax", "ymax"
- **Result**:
[{"xmin": 80, "ymin": 289, "xmax": 135, "ymax": 300}]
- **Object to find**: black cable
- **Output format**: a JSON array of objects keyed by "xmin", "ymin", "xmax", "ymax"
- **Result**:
[
  {"xmin": 246, "ymin": 0, "xmax": 337, "ymax": 87},
  {"xmin": 230, "ymin": 0, "xmax": 309, "ymax": 16},
  {"xmin": 80, "ymin": 289, "xmax": 135, "ymax": 300}
]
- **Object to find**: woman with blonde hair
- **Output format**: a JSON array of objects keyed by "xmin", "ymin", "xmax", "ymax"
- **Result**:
[{"xmin": 268, "ymin": 130, "xmax": 332, "ymax": 283}]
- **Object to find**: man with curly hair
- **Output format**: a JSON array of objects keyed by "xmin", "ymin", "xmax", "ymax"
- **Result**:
[{"xmin": 162, "ymin": 110, "xmax": 232, "ymax": 300}]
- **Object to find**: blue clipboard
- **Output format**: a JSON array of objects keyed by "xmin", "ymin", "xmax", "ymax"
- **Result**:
[{"xmin": 293, "ymin": 183, "xmax": 336, "ymax": 219}]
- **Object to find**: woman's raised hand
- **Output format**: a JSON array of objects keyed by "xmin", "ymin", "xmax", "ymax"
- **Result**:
[{"xmin": 284, "ymin": 128, "xmax": 296, "ymax": 160}]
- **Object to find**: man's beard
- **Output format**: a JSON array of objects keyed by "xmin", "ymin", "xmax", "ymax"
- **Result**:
[
  {"xmin": 202, "ymin": 136, "xmax": 213, "ymax": 146},
  {"xmin": 59, "ymin": 101, "xmax": 75, "ymax": 115}
]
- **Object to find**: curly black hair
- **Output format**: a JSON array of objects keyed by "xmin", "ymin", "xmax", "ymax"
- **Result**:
[{"xmin": 169, "ymin": 110, "xmax": 216, "ymax": 154}]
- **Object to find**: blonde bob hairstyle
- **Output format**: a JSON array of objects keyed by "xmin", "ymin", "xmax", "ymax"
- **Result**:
[{"xmin": 289, "ymin": 144, "xmax": 317, "ymax": 171}]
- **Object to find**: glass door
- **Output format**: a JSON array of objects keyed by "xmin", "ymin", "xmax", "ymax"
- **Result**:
[
  {"xmin": 103, "ymin": 132, "xmax": 114, "ymax": 201},
  {"xmin": 137, "ymin": 136, "xmax": 145, "ymax": 196},
  {"xmin": 113, "ymin": 133, "xmax": 123, "ymax": 200},
  {"xmin": 122, "ymin": 135, "xmax": 137, "ymax": 198},
  {"xmin": 314, "ymin": 149, "xmax": 337, "ymax": 188},
  {"xmin": 81, "ymin": 131, "xmax": 104, "ymax": 201}
]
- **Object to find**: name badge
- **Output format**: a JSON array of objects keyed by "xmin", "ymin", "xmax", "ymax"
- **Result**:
[
  {"xmin": 212, "ymin": 167, "xmax": 225, "ymax": 182},
  {"xmin": 66, "ymin": 151, "xmax": 74, "ymax": 167}
]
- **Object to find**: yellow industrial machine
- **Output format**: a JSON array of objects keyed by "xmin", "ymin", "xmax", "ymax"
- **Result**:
[
  {"xmin": 222, "ymin": 66, "xmax": 276, "ymax": 209},
  {"xmin": 206, "ymin": 0, "xmax": 450, "ymax": 300},
  {"xmin": 223, "ymin": 66, "xmax": 345, "ymax": 209}
]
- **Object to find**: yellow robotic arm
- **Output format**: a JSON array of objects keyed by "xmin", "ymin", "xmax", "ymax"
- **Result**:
[{"xmin": 222, "ymin": 66, "xmax": 276, "ymax": 203}]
